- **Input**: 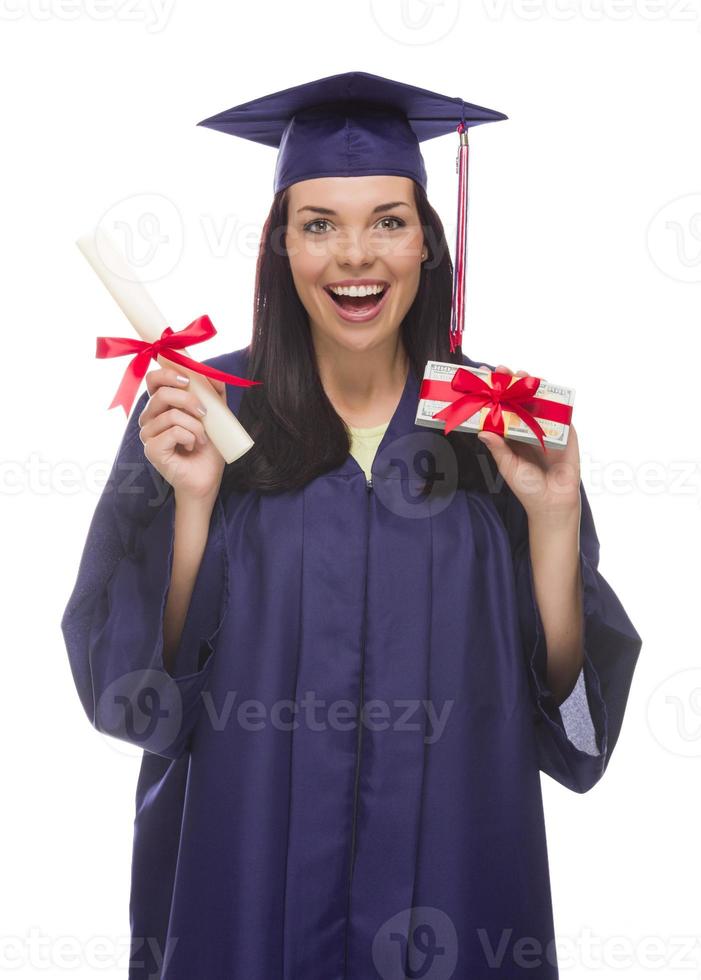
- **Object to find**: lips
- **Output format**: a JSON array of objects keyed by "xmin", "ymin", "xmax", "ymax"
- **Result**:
[{"xmin": 323, "ymin": 282, "xmax": 391, "ymax": 324}]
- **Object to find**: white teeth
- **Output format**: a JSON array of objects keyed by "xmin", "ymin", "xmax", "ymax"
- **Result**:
[{"xmin": 328, "ymin": 283, "xmax": 385, "ymax": 297}]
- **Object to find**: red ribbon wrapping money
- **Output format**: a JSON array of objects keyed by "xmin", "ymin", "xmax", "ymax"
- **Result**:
[
  {"xmin": 96, "ymin": 315, "xmax": 261, "ymax": 416},
  {"xmin": 418, "ymin": 367, "xmax": 573, "ymax": 453}
]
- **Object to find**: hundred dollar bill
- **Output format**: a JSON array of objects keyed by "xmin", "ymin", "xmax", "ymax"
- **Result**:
[{"xmin": 415, "ymin": 360, "xmax": 575, "ymax": 450}]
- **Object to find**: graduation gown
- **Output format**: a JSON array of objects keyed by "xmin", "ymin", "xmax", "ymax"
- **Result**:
[{"xmin": 61, "ymin": 346, "xmax": 642, "ymax": 980}]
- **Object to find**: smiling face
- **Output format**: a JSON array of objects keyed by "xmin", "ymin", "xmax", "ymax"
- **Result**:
[{"xmin": 284, "ymin": 175, "xmax": 426, "ymax": 354}]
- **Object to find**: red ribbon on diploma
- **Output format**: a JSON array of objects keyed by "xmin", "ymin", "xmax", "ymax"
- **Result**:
[
  {"xmin": 419, "ymin": 367, "xmax": 573, "ymax": 453},
  {"xmin": 95, "ymin": 315, "xmax": 262, "ymax": 416}
]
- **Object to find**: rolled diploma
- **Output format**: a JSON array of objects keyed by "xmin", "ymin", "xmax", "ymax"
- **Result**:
[{"xmin": 76, "ymin": 230, "xmax": 254, "ymax": 464}]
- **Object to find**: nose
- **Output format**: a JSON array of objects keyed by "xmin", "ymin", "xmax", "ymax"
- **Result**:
[{"xmin": 333, "ymin": 226, "xmax": 374, "ymax": 269}]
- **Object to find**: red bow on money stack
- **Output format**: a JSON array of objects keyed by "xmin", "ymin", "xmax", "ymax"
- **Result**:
[{"xmin": 419, "ymin": 367, "xmax": 573, "ymax": 452}]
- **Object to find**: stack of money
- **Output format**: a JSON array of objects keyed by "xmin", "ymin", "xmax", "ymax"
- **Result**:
[{"xmin": 415, "ymin": 360, "xmax": 575, "ymax": 450}]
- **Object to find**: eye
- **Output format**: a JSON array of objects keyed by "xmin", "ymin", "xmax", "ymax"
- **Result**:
[
  {"xmin": 303, "ymin": 219, "xmax": 334, "ymax": 234},
  {"xmin": 374, "ymin": 216, "xmax": 406, "ymax": 231}
]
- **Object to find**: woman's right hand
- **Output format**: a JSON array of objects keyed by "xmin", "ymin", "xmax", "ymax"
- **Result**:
[{"xmin": 137, "ymin": 367, "xmax": 227, "ymax": 503}]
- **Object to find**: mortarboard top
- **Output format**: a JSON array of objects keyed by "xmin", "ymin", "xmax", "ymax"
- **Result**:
[
  {"xmin": 196, "ymin": 71, "xmax": 507, "ymax": 193},
  {"xmin": 197, "ymin": 71, "xmax": 507, "ymax": 351}
]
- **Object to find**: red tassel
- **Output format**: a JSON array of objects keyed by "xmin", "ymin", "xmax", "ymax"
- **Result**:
[{"xmin": 450, "ymin": 123, "xmax": 469, "ymax": 354}]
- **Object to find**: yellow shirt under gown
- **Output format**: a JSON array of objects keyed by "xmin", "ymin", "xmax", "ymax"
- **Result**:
[{"xmin": 347, "ymin": 419, "xmax": 390, "ymax": 483}]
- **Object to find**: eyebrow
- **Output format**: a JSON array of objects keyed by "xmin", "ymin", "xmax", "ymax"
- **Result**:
[{"xmin": 296, "ymin": 201, "xmax": 411, "ymax": 216}]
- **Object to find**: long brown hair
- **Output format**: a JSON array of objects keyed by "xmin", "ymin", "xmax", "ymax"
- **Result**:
[{"xmin": 221, "ymin": 179, "xmax": 496, "ymax": 496}]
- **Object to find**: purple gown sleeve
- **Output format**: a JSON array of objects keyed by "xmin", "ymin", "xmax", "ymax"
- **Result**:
[
  {"xmin": 60, "ymin": 388, "xmax": 230, "ymax": 760},
  {"xmin": 502, "ymin": 479, "xmax": 642, "ymax": 793}
]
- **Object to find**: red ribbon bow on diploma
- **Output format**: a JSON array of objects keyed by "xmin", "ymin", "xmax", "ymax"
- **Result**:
[
  {"xmin": 419, "ymin": 367, "xmax": 572, "ymax": 452},
  {"xmin": 95, "ymin": 315, "xmax": 261, "ymax": 416}
]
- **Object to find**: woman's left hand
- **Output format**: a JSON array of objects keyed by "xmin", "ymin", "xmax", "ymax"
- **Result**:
[{"xmin": 475, "ymin": 364, "xmax": 581, "ymax": 527}]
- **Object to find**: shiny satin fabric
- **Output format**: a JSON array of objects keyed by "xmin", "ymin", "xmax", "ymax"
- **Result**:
[
  {"xmin": 195, "ymin": 70, "xmax": 508, "ymax": 194},
  {"xmin": 61, "ymin": 346, "xmax": 642, "ymax": 980}
]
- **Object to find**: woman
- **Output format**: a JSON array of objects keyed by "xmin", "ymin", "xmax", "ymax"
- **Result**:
[{"xmin": 62, "ymin": 74, "xmax": 642, "ymax": 980}]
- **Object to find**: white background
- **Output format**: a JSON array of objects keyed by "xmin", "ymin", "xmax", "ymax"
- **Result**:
[{"xmin": 1, "ymin": 0, "xmax": 698, "ymax": 976}]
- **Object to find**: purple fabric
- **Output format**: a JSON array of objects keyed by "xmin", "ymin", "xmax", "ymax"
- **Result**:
[
  {"xmin": 196, "ymin": 71, "xmax": 507, "ymax": 193},
  {"xmin": 61, "ymin": 347, "xmax": 642, "ymax": 979}
]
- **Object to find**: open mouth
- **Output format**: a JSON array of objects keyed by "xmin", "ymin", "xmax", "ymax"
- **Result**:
[{"xmin": 323, "ymin": 282, "xmax": 390, "ymax": 322}]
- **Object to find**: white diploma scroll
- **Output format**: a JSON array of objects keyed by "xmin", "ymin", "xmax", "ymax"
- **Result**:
[{"xmin": 76, "ymin": 230, "xmax": 254, "ymax": 464}]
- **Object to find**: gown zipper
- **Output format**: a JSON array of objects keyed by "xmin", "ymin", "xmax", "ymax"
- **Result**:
[{"xmin": 343, "ymin": 473, "xmax": 372, "ymax": 974}]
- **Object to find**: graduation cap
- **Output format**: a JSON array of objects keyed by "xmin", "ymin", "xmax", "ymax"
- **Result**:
[{"xmin": 197, "ymin": 71, "xmax": 507, "ymax": 353}]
